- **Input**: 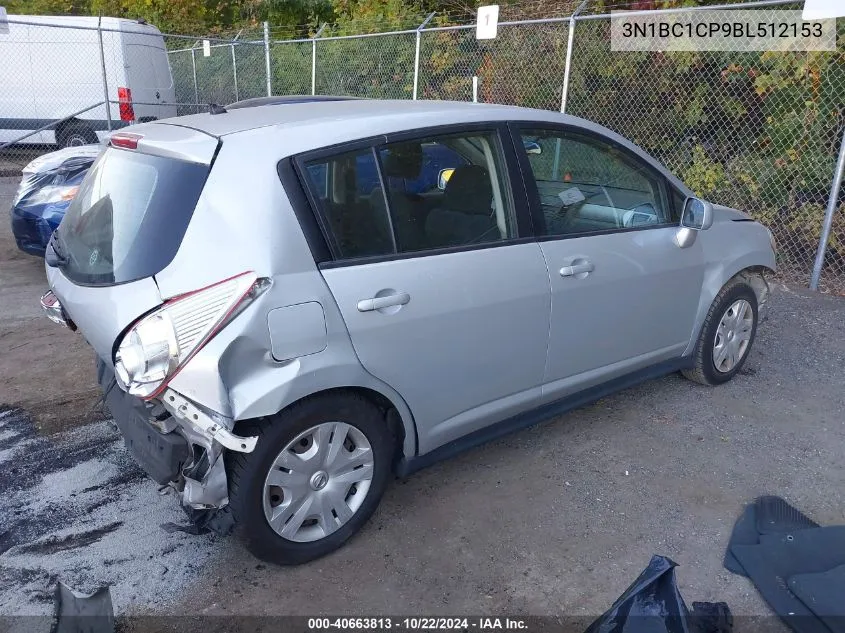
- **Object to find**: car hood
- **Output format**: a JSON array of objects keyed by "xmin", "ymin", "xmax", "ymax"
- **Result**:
[
  {"xmin": 713, "ymin": 204, "xmax": 753, "ymax": 222},
  {"xmin": 14, "ymin": 146, "xmax": 101, "ymax": 208},
  {"xmin": 21, "ymin": 144, "xmax": 103, "ymax": 176}
]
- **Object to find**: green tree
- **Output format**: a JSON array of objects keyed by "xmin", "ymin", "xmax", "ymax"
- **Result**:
[{"xmin": 4, "ymin": 0, "xmax": 91, "ymax": 14}]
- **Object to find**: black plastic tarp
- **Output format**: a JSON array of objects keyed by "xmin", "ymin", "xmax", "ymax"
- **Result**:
[{"xmin": 586, "ymin": 555, "xmax": 732, "ymax": 633}]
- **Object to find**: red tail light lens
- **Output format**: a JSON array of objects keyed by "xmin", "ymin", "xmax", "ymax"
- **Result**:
[
  {"xmin": 117, "ymin": 86, "xmax": 135, "ymax": 122},
  {"xmin": 110, "ymin": 133, "xmax": 142, "ymax": 150}
]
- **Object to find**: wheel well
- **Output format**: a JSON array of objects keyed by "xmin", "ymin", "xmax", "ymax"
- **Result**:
[
  {"xmin": 237, "ymin": 386, "xmax": 408, "ymax": 464},
  {"xmin": 55, "ymin": 118, "xmax": 80, "ymax": 134},
  {"xmin": 734, "ymin": 266, "xmax": 773, "ymax": 308},
  {"xmin": 54, "ymin": 118, "xmax": 94, "ymax": 143},
  {"xmin": 53, "ymin": 119, "xmax": 73, "ymax": 141}
]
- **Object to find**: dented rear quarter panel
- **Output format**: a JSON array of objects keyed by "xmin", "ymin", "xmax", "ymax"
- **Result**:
[{"xmin": 156, "ymin": 133, "xmax": 419, "ymax": 458}]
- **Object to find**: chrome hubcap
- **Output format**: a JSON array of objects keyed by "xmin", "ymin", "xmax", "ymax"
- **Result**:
[
  {"xmin": 713, "ymin": 299, "xmax": 754, "ymax": 373},
  {"xmin": 263, "ymin": 422, "xmax": 374, "ymax": 543}
]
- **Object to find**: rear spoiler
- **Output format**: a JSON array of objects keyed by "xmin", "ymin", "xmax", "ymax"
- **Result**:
[{"xmin": 108, "ymin": 123, "xmax": 219, "ymax": 165}]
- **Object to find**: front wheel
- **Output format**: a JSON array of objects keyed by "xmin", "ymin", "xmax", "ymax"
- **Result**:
[
  {"xmin": 226, "ymin": 393, "xmax": 393, "ymax": 564},
  {"xmin": 682, "ymin": 279, "xmax": 759, "ymax": 386}
]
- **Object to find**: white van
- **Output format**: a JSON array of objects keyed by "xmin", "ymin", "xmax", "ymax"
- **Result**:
[{"xmin": 0, "ymin": 14, "xmax": 177, "ymax": 147}]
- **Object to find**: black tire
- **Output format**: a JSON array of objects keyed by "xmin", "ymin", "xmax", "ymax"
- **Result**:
[
  {"xmin": 226, "ymin": 392, "xmax": 393, "ymax": 565},
  {"xmin": 682, "ymin": 278, "xmax": 758, "ymax": 386},
  {"xmin": 57, "ymin": 121, "xmax": 98, "ymax": 148}
]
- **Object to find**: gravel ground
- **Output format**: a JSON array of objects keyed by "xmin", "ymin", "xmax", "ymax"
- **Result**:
[
  {"xmin": 0, "ymin": 411, "xmax": 217, "ymax": 617},
  {"xmin": 1, "ymin": 176, "xmax": 844, "ymax": 626}
]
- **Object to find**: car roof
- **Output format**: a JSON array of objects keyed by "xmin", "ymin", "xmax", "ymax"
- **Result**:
[
  {"xmin": 8, "ymin": 14, "xmax": 162, "ymax": 33},
  {"xmin": 225, "ymin": 95, "xmax": 363, "ymax": 109},
  {"xmin": 147, "ymin": 99, "xmax": 692, "ymax": 195},
  {"xmin": 156, "ymin": 100, "xmax": 565, "ymax": 138}
]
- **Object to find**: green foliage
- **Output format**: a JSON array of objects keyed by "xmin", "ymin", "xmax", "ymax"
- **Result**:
[
  {"xmin": 8, "ymin": 0, "xmax": 338, "ymax": 35},
  {"xmin": 89, "ymin": 0, "xmax": 209, "ymax": 34},
  {"xmin": 5, "ymin": 0, "xmax": 90, "ymax": 14},
  {"xmin": 681, "ymin": 146, "xmax": 724, "ymax": 198}
]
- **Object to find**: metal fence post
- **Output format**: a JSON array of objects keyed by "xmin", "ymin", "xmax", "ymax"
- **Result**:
[
  {"xmin": 231, "ymin": 44, "xmax": 239, "ymax": 102},
  {"xmin": 97, "ymin": 16, "xmax": 112, "ymax": 131},
  {"xmin": 264, "ymin": 21, "xmax": 272, "ymax": 96},
  {"xmin": 312, "ymin": 24, "xmax": 326, "ymax": 96},
  {"xmin": 191, "ymin": 48, "xmax": 199, "ymax": 104},
  {"xmin": 413, "ymin": 12, "xmax": 436, "ymax": 100},
  {"xmin": 560, "ymin": 0, "xmax": 588, "ymax": 113},
  {"xmin": 810, "ymin": 127, "xmax": 845, "ymax": 290},
  {"xmin": 230, "ymin": 29, "xmax": 241, "ymax": 103}
]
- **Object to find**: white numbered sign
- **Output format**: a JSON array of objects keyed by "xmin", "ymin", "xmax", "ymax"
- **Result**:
[{"xmin": 476, "ymin": 5, "xmax": 499, "ymax": 40}]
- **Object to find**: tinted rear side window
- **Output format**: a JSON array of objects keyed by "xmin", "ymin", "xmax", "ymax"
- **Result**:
[
  {"xmin": 55, "ymin": 147, "xmax": 209, "ymax": 286},
  {"xmin": 302, "ymin": 148, "xmax": 395, "ymax": 259},
  {"xmin": 300, "ymin": 131, "xmax": 514, "ymax": 260}
]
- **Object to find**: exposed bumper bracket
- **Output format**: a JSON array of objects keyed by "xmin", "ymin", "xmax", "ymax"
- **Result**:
[{"xmin": 160, "ymin": 389, "xmax": 258, "ymax": 453}]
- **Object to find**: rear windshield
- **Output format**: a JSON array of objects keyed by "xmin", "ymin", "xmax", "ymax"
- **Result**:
[{"xmin": 54, "ymin": 147, "xmax": 209, "ymax": 286}]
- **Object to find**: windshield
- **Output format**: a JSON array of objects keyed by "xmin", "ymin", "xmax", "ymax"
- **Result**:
[{"xmin": 54, "ymin": 147, "xmax": 210, "ymax": 286}]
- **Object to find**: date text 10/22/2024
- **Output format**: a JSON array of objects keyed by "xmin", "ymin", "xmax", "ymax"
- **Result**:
[{"xmin": 308, "ymin": 618, "xmax": 529, "ymax": 631}]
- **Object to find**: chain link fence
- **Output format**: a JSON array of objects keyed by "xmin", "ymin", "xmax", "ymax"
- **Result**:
[
  {"xmin": 567, "ymin": 5, "xmax": 845, "ymax": 290},
  {"xmin": 1, "ymin": 2, "xmax": 843, "ymax": 289},
  {"xmin": 419, "ymin": 22, "xmax": 571, "ymax": 109}
]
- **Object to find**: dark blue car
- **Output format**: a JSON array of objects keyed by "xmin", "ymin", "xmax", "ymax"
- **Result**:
[{"xmin": 10, "ymin": 144, "xmax": 101, "ymax": 256}]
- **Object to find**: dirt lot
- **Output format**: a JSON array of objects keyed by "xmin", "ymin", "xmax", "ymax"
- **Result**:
[
  {"xmin": 1, "ymin": 175, "xmax": 844, "ymax": 625},
  {"xmin": 0, "ymin": 179, "xmax": 104, "ymax": 434}
]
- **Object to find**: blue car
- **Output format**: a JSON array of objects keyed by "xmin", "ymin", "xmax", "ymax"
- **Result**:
[{"xmin": 10, "ymin": 144, "xmax": 102, "ymax": 256}]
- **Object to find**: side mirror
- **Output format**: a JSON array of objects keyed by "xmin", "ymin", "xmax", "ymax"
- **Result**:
[
  {"xmin": 681, "ymin": 197, "xmax": 714, "ymax": 231},
  {"xmin": 523, "ymin": 141, "xmax": 542, "ymax": 155},
  {"xmin": 438, "ymin": 168, "xmax": 455, "ymax": 191}
]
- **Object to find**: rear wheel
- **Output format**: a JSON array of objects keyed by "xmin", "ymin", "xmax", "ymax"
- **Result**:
[
  {"xmin": 57, "ymin": 121, "xmax": 97, "ymax": 148},
  {"xmin": 226, "ymin": 393, "xmax": 392, "ymax": 564},
  {"xmin": 682, "ymin": 279, "xmax": 758, "ymax": 386}
]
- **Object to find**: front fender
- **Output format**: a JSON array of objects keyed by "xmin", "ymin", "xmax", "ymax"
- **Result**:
[{"xmin": 683, "ymin": 219, "xmax": 776, "ymax": 356}]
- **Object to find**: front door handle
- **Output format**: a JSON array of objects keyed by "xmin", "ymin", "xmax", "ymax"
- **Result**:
[
  {"xmin": 357, "ymin": 292, "xmax": 411, "ymax": 313},
  {"xmin": 559, "ymin": 261, "xmax": 595, "ymax": 277}
]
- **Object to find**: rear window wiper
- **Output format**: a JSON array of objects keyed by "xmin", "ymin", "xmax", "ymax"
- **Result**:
[{"xmin": 46, "ymin": 232, "xmax": 67, "ymax": 268}]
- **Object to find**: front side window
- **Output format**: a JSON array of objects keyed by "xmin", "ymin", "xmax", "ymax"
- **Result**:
[
  {"xmin": 519, "ymin": 129, "xmax": 670, "ymax": 237},
  {"xmin": 301, "ymin": 130, "xmax": 515, "ymax": 260}
]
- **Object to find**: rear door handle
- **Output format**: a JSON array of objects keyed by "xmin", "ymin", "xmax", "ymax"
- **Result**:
[
  {"xmin": 357, "ymin": 292, "xmax": 411, "ymax": 312},
  {"xmin": 559, "ymin": 261, "xmax": 595, "ymax": 277}
]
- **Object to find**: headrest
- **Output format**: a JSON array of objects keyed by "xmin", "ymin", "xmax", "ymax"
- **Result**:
[
  {"xmin": 381, "ymin": 143, "xmax": 423, "ymax": 179},
  {"xmin": 443, "ymin": 165, "xmax": 492, "ymax": 215}
]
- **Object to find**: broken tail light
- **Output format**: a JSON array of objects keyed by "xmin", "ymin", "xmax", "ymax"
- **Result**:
[{"xmin": 113, "ymin": 273, "xmax": 272, "ymax": 399}]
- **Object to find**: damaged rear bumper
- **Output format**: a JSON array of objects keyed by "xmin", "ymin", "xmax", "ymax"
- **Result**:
[{"xmin": 96, "ymin": 360, "xmax": 256, "ymax": 527}]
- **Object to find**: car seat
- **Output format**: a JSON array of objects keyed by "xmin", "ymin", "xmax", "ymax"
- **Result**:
[{"xmin": 424, "ymin": 165, "xmax": 498, "ymax": 248}]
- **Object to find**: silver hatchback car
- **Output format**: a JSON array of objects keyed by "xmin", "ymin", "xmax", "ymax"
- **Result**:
[{"xmin": 41, "ymin": 100, "xmax": 775, "ymax": 564}]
